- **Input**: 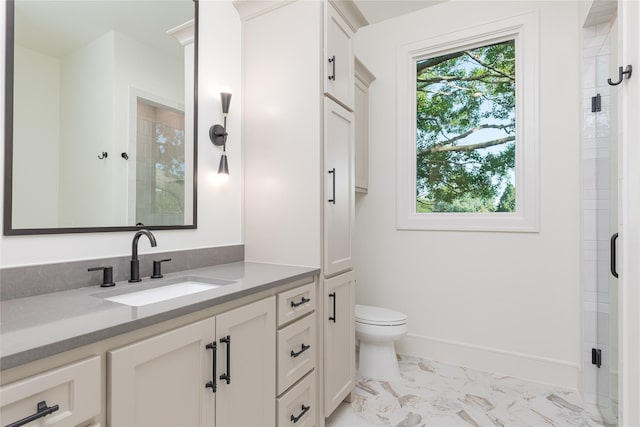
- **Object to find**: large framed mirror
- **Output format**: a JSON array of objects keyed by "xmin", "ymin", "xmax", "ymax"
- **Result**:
[{"xmin": 3, "ymin": 0, "xmax": 198, "ymax": 235}]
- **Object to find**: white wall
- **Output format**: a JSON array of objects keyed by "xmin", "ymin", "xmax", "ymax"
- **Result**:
[
  {"xmin": 113, "ymin": 30, "xmax": 185, "ymax": 226},
  {"xmin": 12, "ymin": 45, "xmax": 60, "ymax": 228},
  {"xmin": 58, "ymin": 31, "xmax": 115, "ymax": 227},
  {"xmin": 0, "ymin": 0, "xmax": 243, "ymax": 267},
  {"xmin": 354, "ymin": 1, "xmax": 583, "ymax": 388}
]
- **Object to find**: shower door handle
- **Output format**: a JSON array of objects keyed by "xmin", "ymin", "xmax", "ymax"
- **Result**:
[{"xmin": 611, "ymin": 232, "xmax": 619, "ymax": 278}]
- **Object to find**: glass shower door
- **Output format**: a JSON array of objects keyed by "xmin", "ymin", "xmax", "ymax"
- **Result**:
[{"xmin": 591, "ymin": 18, "xmax": 619, "ymax": 425}]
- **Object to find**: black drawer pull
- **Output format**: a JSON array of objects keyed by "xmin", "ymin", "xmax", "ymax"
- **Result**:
[
  {"xmin": 291, "ymin": 404, "xmax": 310, "ymax": 423},
  {"xmin": 219, "ymin": 335, "xmax": 231, "ymax": 384},
  {"xmin": 291, "ymin": 296, "xmax": 310, "ymax": 308},
  {"xmin": 328, "ymin": 168, "xmax": 336, "ymax": 204},
  {"xmin": 291, "ymin": 343, "xmax": 311, "ymax": 358},
  {"xmin": 329, "ymin": 292, "xmax": 336, "ymax": 323},
  {"xmin": 205, "ymin": 341, "xmax": 217, "ymax": 393},
  {"xmin": 6, "ymin": 400, "xmax": 59, "ymax": 427},
  {"xmin": 328, "ymin": 56, "xmax": 336, "ymax": 81}
]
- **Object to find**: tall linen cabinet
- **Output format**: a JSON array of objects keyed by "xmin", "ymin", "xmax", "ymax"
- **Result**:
[{"xmin": 239, "ymin": 0, "xmax": 366, "ymax": 423}]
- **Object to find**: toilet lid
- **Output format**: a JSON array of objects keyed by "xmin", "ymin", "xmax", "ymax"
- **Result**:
[{"xmin": 355, "ymin": 304, "xmax": 407, "ymax": 326}]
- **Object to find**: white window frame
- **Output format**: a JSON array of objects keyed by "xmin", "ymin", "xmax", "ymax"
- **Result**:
[{"xmin": 396, "ymin": 11, "xmax": 539, "ymax": 232}]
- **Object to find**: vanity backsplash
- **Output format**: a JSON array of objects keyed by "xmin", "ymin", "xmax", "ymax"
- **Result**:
[{"xmin": 0, "ymin": 245, "xmax": 244, "ymax": 301}]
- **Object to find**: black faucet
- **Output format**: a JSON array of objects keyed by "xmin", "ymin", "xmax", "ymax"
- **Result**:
[{"xmin": 129, "ymin": 229, "xmax": 157, "ymax": 282}]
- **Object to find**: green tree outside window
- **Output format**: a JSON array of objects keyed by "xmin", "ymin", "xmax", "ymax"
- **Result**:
[{"xmin": 416, "ymin": 39, "xmax": 516, "ymax": 213}]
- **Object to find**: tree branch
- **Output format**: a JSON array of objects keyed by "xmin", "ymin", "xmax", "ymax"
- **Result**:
[
  {"xmin": 418, "ymin": 135, "xmax": 515, "ymax": 155},
  {"xmin": 416, "ymin": 52, "xmax": 465, "ymax": 75},
  {"xmin": 441, "ymin": 124, "xmax": 514, "ymax": 145},
  {"xmin": 463, "ymin": 51, "xmax": 515, "ymax": 82},
  {"xmin": 417, "ymin": 72, "xmax": 512, "ymax": 85}
]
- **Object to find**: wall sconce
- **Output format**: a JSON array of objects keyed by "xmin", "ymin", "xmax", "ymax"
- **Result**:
[{"xmin": 209, "ymin": 89, "xmax": 232, "ymax": 182}]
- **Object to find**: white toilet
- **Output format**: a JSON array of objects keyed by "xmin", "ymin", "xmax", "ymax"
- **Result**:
[{"xmin": 355, "ymin": 304, "xmax": 408, "ymax": 381}]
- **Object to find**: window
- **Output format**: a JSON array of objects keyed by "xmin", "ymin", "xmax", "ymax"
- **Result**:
[
  {"xmin": 397, "ymin": 12, "xmax": 539, "ymax": 232},
  {"xmin": 135, "ymin": 97, "xmax": 186, "ymax": 226}
]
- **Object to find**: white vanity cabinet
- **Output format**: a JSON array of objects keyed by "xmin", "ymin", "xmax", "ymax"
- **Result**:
[
  {"xmin": 241, "ymin": 0, "xmax": 365, "ymax": 422},
  {"xmin": 215, "ymin": 297, "xmax": 276, "ymax": 427},
  {"xmin": 276, "ymin": 282, "xmax": 317, "ymax": 426},
  {"xmin": 108, "ymin": 318, "xmax": 216, "ymax": 427},
  {"xmin": 0, "ymin": 356, "xmax": 101, "ymax": 427},
  {"xmin": 323, "ymin": 271, "xmax": 355, "ymax": 416},
  {"xmin": 324, "ymin": 2, "xmax": 355, "ymax": 110},
  {"xmin": 324, "ymin": 97, "xmax": 355, "ymax": 277},
  {"xmin": 109, "ymin": 297, "xmax": 276, "ymax": 427}
]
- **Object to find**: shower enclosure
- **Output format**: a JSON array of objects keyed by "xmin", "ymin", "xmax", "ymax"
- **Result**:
[{"xmin": 582, "ymin": 3, "xmax": 619, "ymax": 424}]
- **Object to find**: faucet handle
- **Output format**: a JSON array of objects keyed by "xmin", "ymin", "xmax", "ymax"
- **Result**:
[
  {"xmin": 151, "ymin": 259, "xmax": 172, "ymax": 279},
  {"xmin": 88, "ymin": 266, "xmax": 116, "ymax": 287}
]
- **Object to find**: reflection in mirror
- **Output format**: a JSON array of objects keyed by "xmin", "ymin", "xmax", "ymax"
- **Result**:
[{"xmin": 4, "ymin": 0, "xmax": 197, "ymax": 234}]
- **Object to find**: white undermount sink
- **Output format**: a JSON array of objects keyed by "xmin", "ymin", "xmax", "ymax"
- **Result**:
[{"xmin": 99, "ymin": 276, "xmax": 234, "ymax": 307}]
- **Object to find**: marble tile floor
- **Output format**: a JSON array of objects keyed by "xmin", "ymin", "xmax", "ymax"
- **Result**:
[{"xmin": 326, "ymin": 355, "xmax": 611, "ymax": 427}]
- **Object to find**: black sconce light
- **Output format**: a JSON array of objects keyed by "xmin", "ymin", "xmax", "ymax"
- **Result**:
[{"xmin": 209, "ymin": 89, "xmax": 232, "ymax": 182}]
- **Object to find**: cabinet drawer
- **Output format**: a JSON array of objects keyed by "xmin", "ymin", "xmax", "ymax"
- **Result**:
[
  {"xmin": 277, "ymin": 313, "xmax": 315, "ymax": 394},
  {"xmin": 277, "ymin": 371, "xmax": 316, "ymax": 427},
  {"xmin": 277, "ymin": 282, "xmax": 315, "ymax": 326},
  {"xmin": 0, "ymin": 356, "xmax": 101, "ymax": 427}
]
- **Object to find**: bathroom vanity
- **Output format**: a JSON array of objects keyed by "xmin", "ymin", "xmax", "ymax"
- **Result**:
[
  {"xmin": 1, "ymin": 0, "xmax": 369, "ymax": 425},
  {"xmin": 0, "ymin": 262, "xmax": 319, "ymax": 427}
]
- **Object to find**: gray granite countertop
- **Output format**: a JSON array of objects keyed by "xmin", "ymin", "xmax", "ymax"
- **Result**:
[{"xmin": 0, "ymin": 261, "xmax": 319, "ymax": 370}]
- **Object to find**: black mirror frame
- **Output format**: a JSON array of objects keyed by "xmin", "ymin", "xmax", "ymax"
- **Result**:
[{"xmin": 3, "ymin": 0, "xmax": 199, "ymax": 235}]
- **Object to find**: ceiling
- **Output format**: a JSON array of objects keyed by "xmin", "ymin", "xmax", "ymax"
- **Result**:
[
  {"xmin": 354, "ymin": 0, "xmax": 447, "ymax": 25},
  {"xmin": 15, "ymin": 0, "xmax": 444, "ymax": 60},
  {"xmin": 14, "ymin": 0, "xmax": 193, "ymax": 58}
]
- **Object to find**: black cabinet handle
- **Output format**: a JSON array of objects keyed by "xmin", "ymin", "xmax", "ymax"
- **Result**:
[
  {"xmin": 291, "ymin": 296, "xmax": 310, "ymax": 308},
  {"xmin": 328, "ymin": 168, "xmax": 336, "ymax": 204},
  {"xmin": 328, "ymin": 56, "xmax": 336, "ymax": 81},
  {"xmin": 611, "ymin": 232, "xmax": 619, "ymax": 278},
  {"xmin": 290, "ymin": 343, "xmax": 311, "ymax": 358},
  {"xmin": 219, "ymin": 335, "xmax": 231, "ymax": 384},
  {"xmin": 205, "ymin": 341, "xmax": 217, "ymax": 393},
  {"xmin": 5, "ymin": 400, "xmax": 59, "ymax": 427},
  {"xmin": 329, "ymin": 292, "xmax": 336, "ymax": 323},
  {"xmin": 291, "ymin": 404, "xmax": 310, "ymax": 423}
]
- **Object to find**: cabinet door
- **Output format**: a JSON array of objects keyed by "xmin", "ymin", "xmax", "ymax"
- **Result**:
[
  {"xmin": 323, "ymin": 271, "xmax": 355, "ymax": 417},
  {"xmin": 216, "ymin": 297, "xmax": 276, "ymax": 427},
  {"xmin": 108, "ymin": 318, "xmax": 216, "ymax": 427},
  {"xmin": 324, "ymin": 2, "xmax": 354, "ymax": 109},
  {"xmin": 324, "ymin": 98, "xmax": 355, "ymax": 277}
]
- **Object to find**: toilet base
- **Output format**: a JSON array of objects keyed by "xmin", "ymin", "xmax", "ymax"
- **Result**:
[{"xmin": 357, "ymin": 340, "xmax": 401, "ymax": 381}]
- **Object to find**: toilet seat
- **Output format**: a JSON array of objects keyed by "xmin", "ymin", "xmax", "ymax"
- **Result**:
[{"xmin": 355, "ymin": 304, "xmax": 407, "ymax": 326}]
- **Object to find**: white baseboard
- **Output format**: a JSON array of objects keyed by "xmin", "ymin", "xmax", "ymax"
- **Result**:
[{"xmin": 395, "ymin": 333, "xmax": 581, "ymax": 391}]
